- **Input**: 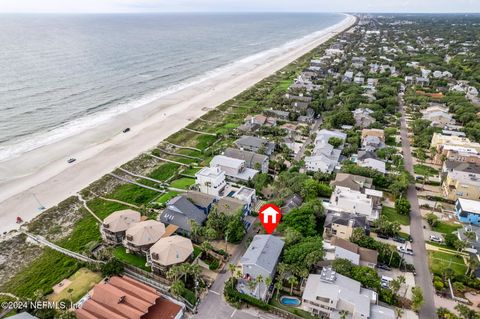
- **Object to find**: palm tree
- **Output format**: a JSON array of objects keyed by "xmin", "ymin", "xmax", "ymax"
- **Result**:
[
  {"xmin": 466, "ymin": 255, "xmax": 479, "ymax": 277},
  {"xmin": 190, "ymin": 220, "xmax": 203, "ymax": 243},
  {"xmin": 395, "ymin": 307, "xmax": 404, "ymax": 319},
  {"xmin": 339, "ymin": 310, "xmax": 350, "ymax": 319},
  {"xmin": 166, "ymin": 265, "xmax": 182, "ymax": 282},
  {"xmin": 287, "ymin": 276, "xmax": 298, "ymax": 295},
  {"xmin": 227, "ymin": 263, "xmax": 237, "ymax": 277},
  {"xmin": 256, "ymin": 275, "xmax": 264, "ymax": 299},
  {"xmin": 274, "ymin": 281, "xmax": 283, "ymax": 300}
]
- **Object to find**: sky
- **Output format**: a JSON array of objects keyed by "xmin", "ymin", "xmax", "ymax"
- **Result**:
[{"xmin": 0, "ymin": 0, "xmax": 479, "ymax": 13}]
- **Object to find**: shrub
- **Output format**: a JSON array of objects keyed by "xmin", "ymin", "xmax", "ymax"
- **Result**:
[
  {"xmin": 224, "ymin": 278, "xmax": 271, "ymax": 310},
  {"xmin": 434, "ymin": 280, "xmax": 444, "ymax": 290},
  {"xmin": 209, "ymin": 259, "xmax": 219, "ymax": 270}
]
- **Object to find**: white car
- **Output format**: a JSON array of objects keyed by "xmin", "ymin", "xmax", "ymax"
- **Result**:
[
  {"xmin": 397, "ymin": 245, "xmax": 414, "ymax": 255},
  {"xmin": 429, "ymin": 235, "xmax": 443, "ymax": 243}
]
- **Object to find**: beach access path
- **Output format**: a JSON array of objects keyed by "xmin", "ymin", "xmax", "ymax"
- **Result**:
[{"xmin": 0, "ymin": 15, "xmax": 356, "ymax": 234}]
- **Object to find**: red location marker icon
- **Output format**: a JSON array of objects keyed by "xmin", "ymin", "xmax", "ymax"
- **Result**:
[{"xmin": 259, "ymin": 204, "xmax": 282, "ymax": 234}]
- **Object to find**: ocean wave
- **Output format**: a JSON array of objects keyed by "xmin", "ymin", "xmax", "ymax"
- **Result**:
[{"xmin": 0, "ymin": 15, "xmax": 348, "ymax": 163}]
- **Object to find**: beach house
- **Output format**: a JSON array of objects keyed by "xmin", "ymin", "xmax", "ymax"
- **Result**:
[
  {"xmin": 123, "ymin": 220, "xmax": 166, "ymax": 255},
  {"xmin": 331, "ymin": 173, "xmax": 373, "ymax": 192},
  {"xmin": 352, "ymin": 108, "xmax": 376, "ymax": 128},
  {"xmin": 195, "ymin": 166, "xmax": 227, "ymax": 196},
  {"xmin": 301, "ymin": 268, "xmax": 394, "ymax": 319},
  {"xmin": 456, "ymin": 198, "xmax": 480, "ymax": 226},
  {"xmin": 433, "ymin": 145, "xmax": 480, "ymax": 165},
  {"xmin": 75, "ymin": 275, "xmax": 184, "ymax": 319},
  {"xmin": 238, "ymin": 235, "xmax": 284, "ymax": 300},
  {"xmin": 305, "ymin": 129, "xmax": 347, "ymax": 173},
  {"xmin": 159, "ymin": 195, "xmax": 207, "ymax": 236},
  {"xmin": 235, "ymin": 136, "xmax": 275, "ymax": 156},
  {"xmin": 101, "ymin": 209, "xmax": 141, "ymax": 244},
  {"xmin": 324, "ymin": 236, "xmax": 378, "ymax": 268},
  {"xmin": 442, "ymin": 164, "xmax": 480, "ymax": 201},
  {"xmin": 327, "ymin": 186, "xmax": 379, "ymax": 221},
  {"xmin": 357, "ymin": 151, "xmax": 386, "ymax": 174},
  {"xmin": 223, "ymin": 147, "xmax": 269, "ymax": 173},
  {"xmin": 323, "ymin": 211, "xmax": 369, "ymax": 241},
  {"xmin": 210, "ymin": 155, "xmax": 258, "ymax": 182},
  {"xmin": 149, "ymin": 235, "xmax": 194, "ymax": 274},
  {"xmin": 216, "ymin": 196, "xmax": 248, "ymax": 216},
  {"xmin": 184, "ymin": 191, "xmax": 217, "ymax": 214}
]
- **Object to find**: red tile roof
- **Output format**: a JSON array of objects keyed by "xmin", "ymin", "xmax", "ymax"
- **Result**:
[{"xmin": 76, "ymin": 276, "xmax": 182, "ymax": 319}]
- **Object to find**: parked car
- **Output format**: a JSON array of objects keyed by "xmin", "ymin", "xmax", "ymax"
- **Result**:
[
  {"xmin": 123, "ymin": 128, "xmax": 130, "ymax": 133},
  {"xmin": 397, "ymin": 245, "xmax": 414, "ymax": 255},
  {"xmin": 377, "ymin": 233, "xmax": 389, "ymax": 239},
  {"xmin": 67, "ymin": 158, "xmax": 76, "ymax": 163},
  {"xmin": 393, "ymin": 237, "xmax": 406, "ymax": 244},
  {"xmin": 376, "ymin": 263, "xmax": 392, "ymax": 271},
  {"xmin": 429, "ymin": 235, "xmax": 443, "ymax": 243}
]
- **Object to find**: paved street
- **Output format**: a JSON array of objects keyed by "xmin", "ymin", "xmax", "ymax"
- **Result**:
[
  {"xmin": 193, "ymin": 217, "xmax": 281, "ymax": 319},
  {"xmin": 399, "ymin": 95, "xmax": 437, "ymax": 319},
  {"xmin": 294, "ymin": 117, "xmax": 322, "ymax": 161}
]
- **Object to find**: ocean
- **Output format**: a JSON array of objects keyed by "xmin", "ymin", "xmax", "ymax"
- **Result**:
[{"xmin": 0, "ymin": 13, "xmax": 344, "ymax": 162}]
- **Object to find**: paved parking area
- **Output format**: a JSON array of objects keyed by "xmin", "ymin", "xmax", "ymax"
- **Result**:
[{"xmin": 377, "ymin": 268, "xmax": 415, "ymax": 299}]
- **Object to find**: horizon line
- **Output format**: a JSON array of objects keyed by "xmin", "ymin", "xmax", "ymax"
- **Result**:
[{"xmin": 0, "ymin": 11, "xmax": 480, "ymax": 15}]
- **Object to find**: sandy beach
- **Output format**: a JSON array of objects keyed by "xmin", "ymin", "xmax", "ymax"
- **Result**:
[{"xmin": 0, "ymin": 14, "xmax": 355, "ymax": 234}]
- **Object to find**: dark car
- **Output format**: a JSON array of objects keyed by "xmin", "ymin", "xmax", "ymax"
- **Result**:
[
  {"xmin": 377, "ymin": 233, "xmax": 389, "ymax": 239},
  {"xmin": 393, "ymin": 237, "xmax": 406, "ymax": 244},
  {"xmin": 376, "ymin": 263, "xmax": 392, "ymax": 271},
  {"xmin": 67, "ymin": 158, "xmax": 76, "ymax": 163},
  {"xmin": 123, "ymin": 128, "xmax": 130, "ymax": 133}
]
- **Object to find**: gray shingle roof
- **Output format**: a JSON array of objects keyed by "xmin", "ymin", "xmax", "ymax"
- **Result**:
[
  {"xmin": 240, "ymin": 235, "xmax": 284, "ymax": 275},
  {"xmin": 224, "ymin": 147, "xmax": 268, "ymax": 169},
  {"xmin": 160, "ymin": 196, "xmax": 206, "ymax": 233}
]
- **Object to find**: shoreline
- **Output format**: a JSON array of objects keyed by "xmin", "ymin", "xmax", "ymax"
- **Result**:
[{"xmin": 0, "ymin": 14, "xmax": 356, "ymax": 234}]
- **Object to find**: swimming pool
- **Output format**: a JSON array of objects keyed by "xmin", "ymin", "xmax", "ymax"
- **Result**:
[{"xmin": 280, "ymin": 296, "xmax": 301, "ymax": 306}]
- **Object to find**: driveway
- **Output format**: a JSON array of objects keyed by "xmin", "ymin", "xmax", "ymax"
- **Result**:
[
  {"xmin": 294, "ymin": 117, "xmax": 322, "ymax": 161},
  {"xmin": 399, "ymin": 95, "xmax": 437, "ymax": 319},
  {"xmin": 193, "ymin": 216, "xmax": 281, "ymax": 319}
]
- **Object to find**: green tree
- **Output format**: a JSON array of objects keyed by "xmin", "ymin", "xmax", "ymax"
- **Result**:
[
  {"xmin": 226, "ymin": 212, "xmax": 246, "ymax": 243},
  {"xmin": 101, "ymin": 258, "xmax": 124, "ymax": 277},
  {"xmin": 411, "ymin": 286, "xmax": 424, "ymax": 312},
  {"xmin": 395, "ymin": 197, "xmax": 411, "ymax": 215},
  {"xmin": 328, "ymin": 136, "xmax": 344, "ymax": 148},
  {"xmin": 287, "ymin": 276, "xmax": 298, "ymax": 295},
  {"xmin": 170, "ymin": 279, "xmax": 185, "ymax": 297},
  {"xmin": 454, "ymin": 303, "xmax": 480, "ymax": 319}
]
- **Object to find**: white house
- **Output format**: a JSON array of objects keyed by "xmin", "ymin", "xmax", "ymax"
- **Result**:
[
  {"xmin": 210, "ymin": 155, "xmax": 258, "ymax": 182},
  {"xmin": 305, "ymin": 130, "xmax": 347, "ymax": 174},
  {"xmin": 195, "ymin": 166, "xmax": 227, "ymax": 196},
  {"xmin": 327, "ymin": 186, "xmax": 378, "ymax": 221},
  {"xmin": 301, "ymin": 268, "xmax": 395, "ymax": 319}
]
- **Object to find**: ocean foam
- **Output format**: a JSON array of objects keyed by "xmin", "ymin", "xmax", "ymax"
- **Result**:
[{"xmin": 0, "ymin": 15, "xmax": 349, "ymax": 163}]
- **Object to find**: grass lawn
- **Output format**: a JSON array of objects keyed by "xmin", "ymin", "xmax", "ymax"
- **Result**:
[
  {"xmin": 109, "ymin": 183, "xmax": 159, "ymax": 206},
  {"xmin": 114, "ymin": 247, "xmax": 151, "ymax": 272},
  {"xmin": 156, "ymin": 191, "xmax": 179, "ymax": 204},
  {"xmin": 149, "ymin": 163, "xmax": 180, "ymax": 181},
  {"xmin": 429, "ymin": 251, "xmax": 467, "ymax": 276},
  {"xmin": 382, "ymin": 206, "xmax": 410, "ymax": 226},
  {"xmin": 50, "ymin": 268, "xmax": 102, "ymax": 302},
  {"xmin": 270, "ymin": 299, "xmax": 317, "ymax": 319},
  {"xmin": 432, "ymin": 221, "xmax": 462, "ymax": 235},
  {"xmin": 414, "ymin": 164, "xmax": 439, "ymax": 177},
  {"xmin": 170, "ymin": 178, "xmax": 195, "ymax": 190},
  {"xmin": 182, "ymin": 167, "xmax": 202, "ymax": 176},
  {"xmin": 195, "ymin": 135, "xmax": 217, "ymax": 150},
  {"xmin": 181, "ymin": 287, "xmax": 197, "ymax": 305}
]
